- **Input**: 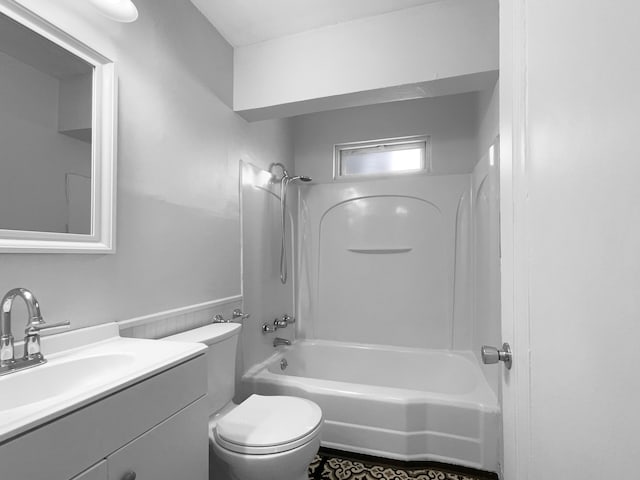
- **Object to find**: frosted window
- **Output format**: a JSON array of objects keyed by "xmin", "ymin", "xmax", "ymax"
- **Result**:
[{"xmin": 335, "ymin": 136, "xmax": 430, "ymax": 179}]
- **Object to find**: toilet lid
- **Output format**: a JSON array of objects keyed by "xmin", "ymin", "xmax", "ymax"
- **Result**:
[{"xmin": 214, "ymin": 395, "xmax": 323, "ymax": 454}]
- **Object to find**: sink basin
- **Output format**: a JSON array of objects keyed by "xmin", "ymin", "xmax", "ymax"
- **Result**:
[
  {"xmin": 0, "ymin": 353, "xmax": 135, "ymax": 411},
  {"xmin": 0, "ymin": 322, "xmax": 207, "ymax": 443}
]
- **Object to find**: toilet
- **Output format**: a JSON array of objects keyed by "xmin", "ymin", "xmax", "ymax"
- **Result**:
[{"xmin": 166, "ymin": 322, "xmax": 322, "ymax": 480}]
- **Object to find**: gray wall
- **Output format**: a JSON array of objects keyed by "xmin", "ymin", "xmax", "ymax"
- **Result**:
[
  {"xmin": 0, "ymin": 0, "xmax": 292, "ymax": 330},
  {"xmin": 292, "ymin": 92, "xmax": 482, "ymax": 183}
]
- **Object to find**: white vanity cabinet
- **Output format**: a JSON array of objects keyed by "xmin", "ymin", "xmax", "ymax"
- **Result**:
[
  {"xmin": 0, "ymin": 354, "xmax": 208, "ymax": 480},
  {"xmin": 107, "ymin": 397, "xmax": 207, "ymax": 480},
  {"xmin": 71, "ymin": 462, "xmax": 108, "ymax": 480}
]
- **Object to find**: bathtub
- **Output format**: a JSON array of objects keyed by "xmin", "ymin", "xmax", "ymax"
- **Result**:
[{"xmin": 242, "ymin": 340, "xmax": 499, "ymax": 472}]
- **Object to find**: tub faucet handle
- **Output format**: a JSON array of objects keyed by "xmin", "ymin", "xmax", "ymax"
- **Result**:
[
  {"xmin": 282, "ymin": 314, "xmax": 295, "ymax": 324},
  {"xmin": 262, "ymin": 322, "xmax": 277, "ymax": 333},
  {"xmin": 273, "ymin": 317, "xmax": 288, "ymax": 328}
]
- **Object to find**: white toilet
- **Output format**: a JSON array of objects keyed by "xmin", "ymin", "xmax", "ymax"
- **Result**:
[{"xmin": 166, "ymin": 322, "xmax": 322, "ymax": 480}]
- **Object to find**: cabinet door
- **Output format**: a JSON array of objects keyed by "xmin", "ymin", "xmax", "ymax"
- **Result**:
[
  {"xmin": 71, "ymin": 461, "xmax": 107, "ymax": 480},
  {"xmin": 108, "ymin": 397, "xmax": 207, "ymax": 480}
]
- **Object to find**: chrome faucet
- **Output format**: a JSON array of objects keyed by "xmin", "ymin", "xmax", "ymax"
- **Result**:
[
  {"xmin": 273, "ymin": 337, "xmax": 291, "ymax": 347},
  {"xmin": 273, "ymin": 314, "xmax": 295, "ymax": 328},
  {"xmin": 0, "ymin": 288, "xmax": 69, "ymax": 376}
]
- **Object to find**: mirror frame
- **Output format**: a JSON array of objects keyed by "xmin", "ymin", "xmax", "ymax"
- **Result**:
[{"xmin": 0, "ymin": 0, "xmax": 116, "ymax": 253}]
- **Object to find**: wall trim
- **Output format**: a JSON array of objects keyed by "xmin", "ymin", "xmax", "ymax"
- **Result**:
[{"xmin": 117, "ymin": 295, "xmax": 243, "ymax": 330}]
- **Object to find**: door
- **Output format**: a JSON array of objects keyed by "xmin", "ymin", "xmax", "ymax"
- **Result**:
[{"xmin": 500, "ymin": 0, "xmax": 640, "ymax": 478}]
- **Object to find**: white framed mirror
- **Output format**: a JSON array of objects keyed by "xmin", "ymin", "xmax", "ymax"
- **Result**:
[{"xmin": 0, "ymin": 0, "xmax": 116, "ymax": 253}]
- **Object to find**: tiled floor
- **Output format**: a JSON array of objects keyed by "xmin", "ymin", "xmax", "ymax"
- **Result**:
[{"xmin": 308, "ymin": 450, "xmax": 498, "ymax": 480}]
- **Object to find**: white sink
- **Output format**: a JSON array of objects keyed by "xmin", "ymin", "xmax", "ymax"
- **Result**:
[
  {"xmin": 0, "ymin": 323, "xmax": 206, "ymax": 443},
  {"xmin": 0, "ymin": 353, "xmax": 135, "ymax": 411}
]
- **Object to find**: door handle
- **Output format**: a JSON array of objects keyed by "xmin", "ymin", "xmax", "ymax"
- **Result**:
[{"xmin": 481, "ymin": 343, "xmax": 512, "ymax": 370}]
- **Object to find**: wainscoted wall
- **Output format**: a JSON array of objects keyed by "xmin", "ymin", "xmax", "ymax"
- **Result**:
[
  {"xmin": 0, "ymin": 0, "xmax": 292, "ymax": 335},
  {"xmin": 118, "ymin": 295, "xmax": 242, "ymax": 340},
  {"xmin": 117, "ymin": 295, "xmax": 246, "ymax": 403}
]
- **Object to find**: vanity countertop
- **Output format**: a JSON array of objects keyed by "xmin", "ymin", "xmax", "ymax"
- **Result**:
[{"xmin": 0, "ymin": 323, "xmax": 206, "ymax": 443}]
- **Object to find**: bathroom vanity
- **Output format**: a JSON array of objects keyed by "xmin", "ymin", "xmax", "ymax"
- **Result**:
[{"xmin": 0, "ymin": 324, "xmax": 208, "ymax": 480}]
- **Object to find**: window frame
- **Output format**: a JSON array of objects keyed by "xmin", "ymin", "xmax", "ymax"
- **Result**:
[{"xmin": 333, "ymin": 135, "xmax": 432, "ymax": 181}]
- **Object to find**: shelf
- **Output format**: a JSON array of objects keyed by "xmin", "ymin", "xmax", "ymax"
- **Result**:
[{"xmin": 347, "ymin": 247, "xmax": 412, "ymax": 254}]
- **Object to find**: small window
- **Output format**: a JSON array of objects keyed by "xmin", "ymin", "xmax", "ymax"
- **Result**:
[{"xmin": 334, "ymin": 135, "xmax": 431, "ymax": 179}]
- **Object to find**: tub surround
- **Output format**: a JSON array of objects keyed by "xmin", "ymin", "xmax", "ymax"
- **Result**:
[{"xmin": 297, "ymin": 174, "xmax": 469, "ymax": 350}]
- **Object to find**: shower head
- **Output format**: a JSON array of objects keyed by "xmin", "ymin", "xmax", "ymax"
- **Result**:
[{"xmin": 268, "ymin": 162, "xmax": 289, "ymax": 181}]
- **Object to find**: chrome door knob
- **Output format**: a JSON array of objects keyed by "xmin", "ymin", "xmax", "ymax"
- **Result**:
[{"xmin": 481, "ymin": 343, "xmax": 512, "ymax": 370}]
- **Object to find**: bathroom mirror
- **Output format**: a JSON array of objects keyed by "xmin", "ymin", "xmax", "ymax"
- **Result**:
[{"xmin": 0, "ymin": 1, "xmax": 116, "ymax": 253}]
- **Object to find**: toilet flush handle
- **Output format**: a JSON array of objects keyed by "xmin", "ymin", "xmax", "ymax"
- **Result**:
[{"xmin": 232, "ymin": 308, "xmax": 250, "ymax": 320}]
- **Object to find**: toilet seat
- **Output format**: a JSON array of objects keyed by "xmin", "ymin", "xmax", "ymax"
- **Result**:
[{"xmin": 213, "ymin": 394, "xmax": 323, "ymax": 455}]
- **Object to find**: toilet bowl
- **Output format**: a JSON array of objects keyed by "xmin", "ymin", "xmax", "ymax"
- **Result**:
[
  {"xmin": 210, "ymin": 395, "xmax": 322, "ymax": 480},
  {"xmin": 166, "ymin": 323, "xmax": 323, "ymax": 480}
]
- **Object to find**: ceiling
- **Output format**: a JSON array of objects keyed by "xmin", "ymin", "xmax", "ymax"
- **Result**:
[{"xmin": 190, "ymin": 0, "xmax": 445, "ymax": 47}]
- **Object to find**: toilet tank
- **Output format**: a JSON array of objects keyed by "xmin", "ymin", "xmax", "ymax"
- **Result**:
[{"xmin": 165, "ymin": 323, "xmax": 241, "ymax": 415}]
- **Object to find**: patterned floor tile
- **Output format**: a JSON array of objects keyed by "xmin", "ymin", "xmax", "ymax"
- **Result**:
[{"xmin": 308, "ymin": 451, "xmax": 495, "ymax": 480}]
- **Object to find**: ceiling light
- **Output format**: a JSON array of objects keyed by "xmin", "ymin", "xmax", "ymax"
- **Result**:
[{"xmin": 89, "ymin": 0, "xmax": 139, "ymax": 23}]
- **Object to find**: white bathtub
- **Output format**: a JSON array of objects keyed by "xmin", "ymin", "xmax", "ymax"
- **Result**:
[{"xmin": 242, "ymin": 340, "xmax": 499, "ymax": 472}]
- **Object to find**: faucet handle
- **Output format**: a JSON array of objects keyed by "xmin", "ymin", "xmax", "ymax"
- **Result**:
[
  {"xmin": 25, "ymin": 320, "xmax": 70, "ymax": 336},
  {"xmin": 23, "ymin": 321, "xmax": 70, "ymax": 361},
  {"xmin": 0, "ymin": 335, "xmax": 15, "ymax": 366},
  {"xmin": 273, "ymin": 317, "xmax": 288, "ymax": 328}
]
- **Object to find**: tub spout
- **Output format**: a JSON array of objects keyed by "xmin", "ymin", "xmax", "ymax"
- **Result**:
[{"xmin": 273, "ymin": 337, "xmax": 291, "ymax": 347}]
